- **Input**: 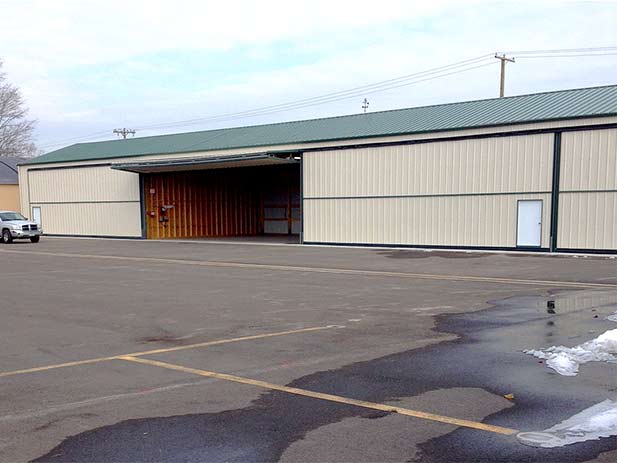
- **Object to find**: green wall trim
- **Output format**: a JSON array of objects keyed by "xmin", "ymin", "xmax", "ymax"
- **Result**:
[
  {"xmin": 550, "ymin": 132, "xmax": 562, "ymax": 252},
  {"xmin": 304, "ymin": 191, "xmax": 551, "ymax": 201}
]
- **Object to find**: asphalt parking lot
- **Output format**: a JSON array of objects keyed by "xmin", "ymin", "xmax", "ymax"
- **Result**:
[{"xmin": 0, "ymin": 238, "xmax": 616, "ymax": 462}]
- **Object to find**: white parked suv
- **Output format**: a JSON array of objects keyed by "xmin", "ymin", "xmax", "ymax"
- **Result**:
[{"xmin": 0, "ymin": 211, "xmax": 42, "ymax": 243}]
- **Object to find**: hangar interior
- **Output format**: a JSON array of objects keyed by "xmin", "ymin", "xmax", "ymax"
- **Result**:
[{"xmin": 115, "ymin": 156, "xmax": 301, "ymax": 240}]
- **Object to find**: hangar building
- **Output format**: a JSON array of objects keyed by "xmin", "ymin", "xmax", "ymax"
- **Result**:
[
  {"xmin": 19, "ymin": 85, "xmax": 617, "ymax": 253},
  {"xmin": 0, "ymin": 157, "xmax": 23, "ymax": 212}
]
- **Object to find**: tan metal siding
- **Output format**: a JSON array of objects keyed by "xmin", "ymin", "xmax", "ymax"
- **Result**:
[
  {"xmin": 0, "ymin": 185, "xmax": 21, "ymax": 212},
  {"xmin": 29, "ymin": 166, "xmax": 139, "ymax": 203},
  {"xmin": 31, "ymin": 202, "xmax": 142, "ymax": 237},
  {"xmin": 557, "ymin": 128, "xmax": 617, "ymax": 250},
  {"xmin": 557, "ymin": 192, "xmax": 617, "ymax": 250},
  {"xmin": 25, "ymin": 166, "xmax": 141, "ymax": 237},
  {"xmin": 18, "ymin": 166, "xmax": 29, "ymax": 213},
  {"xmin": 303, "ymin": 133, "xmax": 553, "ymax": 248},
  {"xmin": 305, "ymin": 134, "xmax": 553, "ymax": 198},
  {"xmin": 304, "ymin": 194, "xmax": 551, "ymax": 247},
  {"xmin": 560, "ymin": 128, "xmax": 617, "ymax": 191}
]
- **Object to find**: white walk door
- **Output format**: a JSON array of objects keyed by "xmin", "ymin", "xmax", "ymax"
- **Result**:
[
  {"xmin": 31, "ymin": 206, "xmax": 42, "ymax": 225},
  {"xmin": 517, "ymin": 200, "xmax": 542, "ymax": 247}
]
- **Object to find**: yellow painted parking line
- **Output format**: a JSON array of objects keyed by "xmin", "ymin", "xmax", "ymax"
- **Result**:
[
  {"xmin": 0, "ymin": 357, "xmax": 119, "ymax": 378},
  {"xmin": 119, "ymin": 355, "xmax": 518, "ymax": 436},
  {"xmin": 0, "ymin": 325, "xmax": 338, "ymax": 378},
  {"xmin": 1, "ymin": 248, "xmax": 614, "ymax": 289},
  {"xmin": 128, "ymin": 325, "xmax": 340, "ymax": 357}
]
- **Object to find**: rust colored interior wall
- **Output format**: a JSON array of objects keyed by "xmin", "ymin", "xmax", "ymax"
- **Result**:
[{"xmin": 143, "ymin": 164, "xmax": 299, "ymax": 239}]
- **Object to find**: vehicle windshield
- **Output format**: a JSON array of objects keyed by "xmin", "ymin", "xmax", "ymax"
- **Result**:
[{"xmin": 0, "ymin": 212, "xmax": 26, "ymax": 221}]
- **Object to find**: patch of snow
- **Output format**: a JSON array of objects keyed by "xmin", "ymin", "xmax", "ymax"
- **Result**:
[
  {"xmin": 607, "ymin": 312, "xmax": 617, "ymax": 322},
  {"xmin": 524, "ymin": 328, "xmax": 617, "ymax": 376},
  {"xmin": 518, "ymin": 399, "xmax": 617, "ymax": 448}
]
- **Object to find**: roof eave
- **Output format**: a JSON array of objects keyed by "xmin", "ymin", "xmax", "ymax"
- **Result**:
[{"xmin": 22, "ymin": 112, "xmax": 617, "ymax": 167}]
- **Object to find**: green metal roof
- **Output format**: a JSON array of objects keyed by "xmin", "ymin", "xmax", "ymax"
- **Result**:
[{"xmin": 25, "ymin": 85, "xmax": 617, "ymax": 166}]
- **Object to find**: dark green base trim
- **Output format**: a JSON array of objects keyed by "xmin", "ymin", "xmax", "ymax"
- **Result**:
[
  {"xmin": 303, "ymin": 241, "xmax": 551, "ymax": 253},
  {"xmin": 555, "ymin": 247, "xmax": 617, "ymax": 255},
  {"xmin": 44, "ymin": 234, "xmax": 144, "ymax": 240}
]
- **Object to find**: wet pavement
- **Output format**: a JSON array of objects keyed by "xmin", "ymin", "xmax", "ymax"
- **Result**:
[{"xmin": 33, "ymin": 289, "xmax": 617, "ymax": 462}]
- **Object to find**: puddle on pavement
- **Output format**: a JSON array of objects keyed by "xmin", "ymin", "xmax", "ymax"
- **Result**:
[{"xmin": 33, "ymin": 290, "xmax": 617, "ymax": 462}]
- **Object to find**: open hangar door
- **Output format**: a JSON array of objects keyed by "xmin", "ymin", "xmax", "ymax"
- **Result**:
[{"xmin": 113, "ymin": 154, "xmax": 301, "ymax": 240}]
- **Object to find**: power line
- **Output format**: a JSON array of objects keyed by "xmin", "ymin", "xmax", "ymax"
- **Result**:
[
  {"xmin": 135, "ymin": 62, "xmax": 498, "ymax": 132},
  {"xmin": 504, "ymin": 46, "xmax": 617, "ymax": 55},
  {"xmin": 40, "ymin": 130, "xmax": 115, "ymax": 149},
  {"xmin": 515, "ymin": 52, "xmax": 617, "ymax": 59},
  {"xmin": 133, "ymin": 55, "xmax": 495, "ymax": 131},
  {"xmin": 40, "ymin": 55, "xmax": 495, "ymax": 149},
  {"xmin": 170, "ymin": 61, "xmax": 500, "ymax": 154},
  {"xmin": 39, "ymin": 46, "xmax": 617, "ymax": 150}
]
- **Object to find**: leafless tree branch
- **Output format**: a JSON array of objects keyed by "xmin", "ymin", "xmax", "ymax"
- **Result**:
[{"xmin": 0, "ymin": 59, "xmax": 39, "ymax": 157}]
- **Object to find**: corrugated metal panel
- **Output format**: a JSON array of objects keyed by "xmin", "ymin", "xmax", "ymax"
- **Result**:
[
  {"xmin": 24, "ymin": 85, "xmax": 617, "ymax": 165},
  {"xmin": 144, "ymin": 170, "xmax": 262, "ymax": 239},
  {"xmin": 557, "ymin": 192, "xmax": 617, "ymax": 250},
  {"xmin": 18, "ymin": 167, "xmax": 29, "ymax": 213},
  {"xmin": 304, "ymin": 134, "xmax": 553, "ymax": 198},
  {"xmin": 30, "ymin": 202, "xmax": 142, "ymax": 237},
  {"xmin": 304, "ymin": 194, "xmax": 551, "ymax": 247},
  {"xmin": 29, "ymin": 166, "xmax": 140, "ymax": 203},
  {"xmin": 560, "ymin": 128, "xmax": 617, "ymax": 191}
]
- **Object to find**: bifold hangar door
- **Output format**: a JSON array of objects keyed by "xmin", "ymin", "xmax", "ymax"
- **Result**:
[
  {"xmin": 25, "ymin": 165, "xmax": 142, "ymax": 237},
  {"xmin": 302, "ymin": 134, "xmax": 554, "ymax": 249},
  {"xmin": 556, "ymin": 128, "xmax": 617, "ymax": 252}
]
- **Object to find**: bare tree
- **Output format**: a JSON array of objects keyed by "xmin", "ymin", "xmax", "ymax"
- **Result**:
[{"xmin": 0, "ymin": 59, "xmax": 38, "ymax": 157}]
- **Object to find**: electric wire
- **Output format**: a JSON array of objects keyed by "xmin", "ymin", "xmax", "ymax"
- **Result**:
[
  {"xmin": 504, "ymin": 46, "xmax": 617, "ymax": 54},
  {"xmin": 515, "ymin": 52, "xmax": 617, "ymax": 59},
  {"xmin": 133, "ymin": 55, "xmax": 495, "ymax": 131},
  {"xmin": 40, "ymin": 55, "xmax": 495, "ymax": 149},
  {"xmin": 39, "ymin": 47, "xmax": 617, "ymax": 150},
  {"xmin": 135, "ymin": 61, "xmax": 498, "ymax": 131}
]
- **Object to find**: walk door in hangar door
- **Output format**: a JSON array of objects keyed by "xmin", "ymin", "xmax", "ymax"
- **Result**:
[{"xmin": 516, "ymin": 200, "xmax": 542, "ymax": 247}]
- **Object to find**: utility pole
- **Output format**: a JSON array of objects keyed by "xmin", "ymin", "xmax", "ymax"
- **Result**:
[
  {"xmin": 113, "ymin": 128, "xmax": 136, "ymax": 139},
  {"xmin": 362, "ymin": 98, "xmax": 370, "ymax": 113},
  {"xmin": 494, "ymin": 54, "xmax": 515, "ymax": 97}
]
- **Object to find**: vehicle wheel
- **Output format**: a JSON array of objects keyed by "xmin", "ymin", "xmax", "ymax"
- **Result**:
[
  {"xmin": 2, "ymin": 229, "xmax": 13, "ymax": 244},
  {"xmin": 30, "ymin": 236, "xmax": 40, "ymax": 243}
]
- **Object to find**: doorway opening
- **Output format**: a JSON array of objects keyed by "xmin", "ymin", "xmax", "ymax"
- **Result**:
[{"xmin": 142, "ymin": 163, "xmax": 301, "ymax": 241}]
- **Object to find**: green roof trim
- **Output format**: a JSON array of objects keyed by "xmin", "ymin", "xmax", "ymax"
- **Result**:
[{"xmin": 25, "ymin": 85, "xmax": 617, "ymax": 166}]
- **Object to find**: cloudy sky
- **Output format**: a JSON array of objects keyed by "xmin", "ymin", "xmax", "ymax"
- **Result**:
[{"xmin": 1, "ymin": 0, "xmax": 616, "ymax": 153}]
